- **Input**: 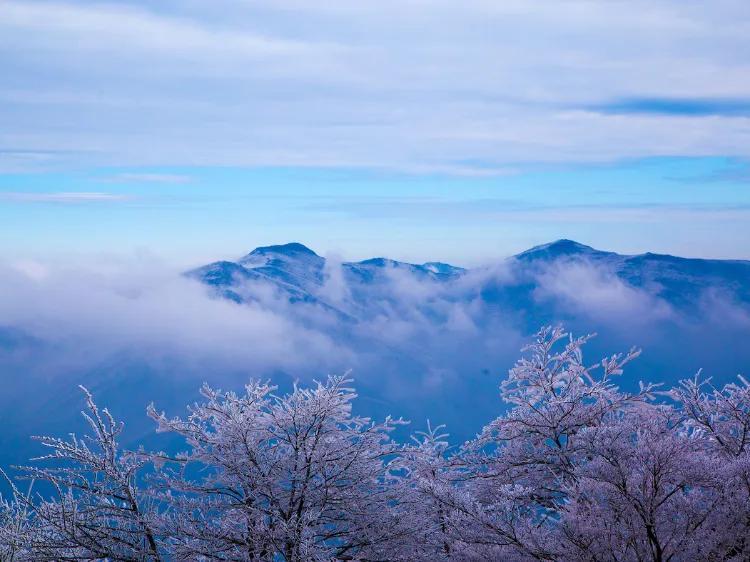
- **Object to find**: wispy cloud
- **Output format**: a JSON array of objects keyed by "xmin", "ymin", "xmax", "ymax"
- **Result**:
[
  {"xmin": 671, "ymin": 159, "xmax": 750, "ymax": 184},
  {"xmin": 102, "ymin": 173, "xmax": 193, "ymax": 184},
  {"xmin": 1, "ymin": 1, "xmax": 749, "ymax": 170},
  {"xmin": 1, "ymin": 192, "xmax": 132, "ymax": 203},
  {"xmin": 590, "ymin": 97, "xmax": 750, "ymax": 117},
  {"xmin": 304, "ymin": 197, "xmax": 750, "ymax": 223},
  {"xmin": 0, "ymin": 149, "xmax": 95, "ymax": 172},
  {"xmin": 1, "ymin": 1, "xmax": 328, "ymax": 59}
]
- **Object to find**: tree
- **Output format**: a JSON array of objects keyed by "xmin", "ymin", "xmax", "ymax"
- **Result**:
[
  {"xmin": 147, "ymin": 376, "xmax": 409, "ymax": 561},
  {"xmin": 1, "ymin": 326, "xmax": 748, "ymax": 561},
  {"xmin": 392, "ymin": 422, "xmax": 463, "ymax": 560},
  {"xmin": 670, "ymin": 373, "xmax": 750, "ymax": 559},
  {"xmin": 1, "ymin": 386, "xmax": 162, "ymax": 560},
  {"xmin": 458, "ymin": 326, "xmax": 655, "ymax": 559},
  {"xmin": 0, "ymin": 478, "xmax": 35, "ymax": 561},
  {"xmin": 558, "ymin": 405, "xmax": 723, "ymax": 561}
]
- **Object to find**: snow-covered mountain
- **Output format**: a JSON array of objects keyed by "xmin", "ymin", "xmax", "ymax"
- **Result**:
[
  {"xmin": 189, "ymin": 239, "xmax": 750, "ymax": 316},
  {"xmin": 188, "ymin": 242, "xmax": 468, "ymax": 318},
  {"xmin": 517, "ymin": 239, "xmax": 750, "ymax": 304}
]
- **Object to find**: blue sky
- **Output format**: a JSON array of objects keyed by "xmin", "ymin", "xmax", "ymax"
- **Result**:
[
  {"xmin": 2, "ymin": 157, "xmax": 749, "ymax": 265},
  {"xmin": 1, "ymin": 1, "xmax": 749, "ymax": 264}
]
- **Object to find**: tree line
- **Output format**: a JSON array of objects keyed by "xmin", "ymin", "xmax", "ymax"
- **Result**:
[{"xmin": 1, "ymin": 326, "xmax": 749, "ymax": 561}]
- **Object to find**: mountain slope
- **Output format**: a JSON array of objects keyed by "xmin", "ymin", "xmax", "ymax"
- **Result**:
[{"xmin": 514, "ymin": 239, "xmax": 750, "ymax": 306}]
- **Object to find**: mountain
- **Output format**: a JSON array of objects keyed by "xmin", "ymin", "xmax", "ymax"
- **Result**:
[
  {"xmin": 515, "ymin": 239, "xmax": 750, "ymax": 306},
  {"xmin": 238, "ymin": 243, "xmax": 326, "ymax": 292},
  {"xmin": 184, "ymin": 239, "xmax": 750, "ymax": 419},
  {"xmin": 2, "ymin": 240, "xmax": 749, "ymax": 477},
  {"xmin": 515, "ymin": 239, "xmax": 610, "ymax": 261},
  {"xmin": 188, "ymin": 242, "xmax": 469, "ymax": 318},
  {"xmin": 189, "ymin": 240, "xmax": 750, "ymax": 316}
]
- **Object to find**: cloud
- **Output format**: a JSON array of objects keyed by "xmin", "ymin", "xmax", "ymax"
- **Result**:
[
  {"xmin": 1, "ymin": 0, "xmax": 749, "ymax": 171},
  {"xmin": 0, "ymin": 1, "xmax": 328, "ymax": 59},
  {"xmin": 0, "ymin": 258, "xmax": 348, "ymax": 376},
  {"xmin": 316, "ymin": 254, "xmax": 353, "ymax": 308},
  {"xmin": 305, "ymin": 197, "xmax": 750, "ymax": 224},
  {"xmin": 0, "ymin": 149, "xmax": 92, "ymax": 172},
  {"xmin": 0, "ymin": 248, "xmax": 749, "ymax": 465},
  {"xmin": 676, "ymin": 159, "xmax": 750, "ymax": 184},
  {"xmin": 102, "ymin": 173, "xmax": 193, "ymax": 184},
  {"xmin": 0, "ymin": 192, "xmax": 132, "ymax": 203},
  {"xmin": 8, "ymin": 260, "xmax": 48, "ymax": 281},
  {"xmin": 590, "ymin": 97, "xmax": 750, "ymax": 117},
  {"xmin": 531, "ymin": 259, "xmax": 674, "ymax": 324}
]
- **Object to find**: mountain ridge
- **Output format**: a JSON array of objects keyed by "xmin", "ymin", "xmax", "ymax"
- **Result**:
[
  {"xmin": 225, "ymin": 239, "xmax": 750, "ymax": 267},
  {"xmin": 187, "ymin": 239, "xmax": 750, "ymax": 320}
]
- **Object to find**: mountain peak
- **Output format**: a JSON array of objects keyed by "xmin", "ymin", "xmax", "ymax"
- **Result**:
[
  {"xmin": 538, "ymin": 239, "xmax": 595, "ymax": 252},
  {"xmin": 515, "ymin": 239, "xmax": 602, "ymax": 261},
  {"xmin": 357, "ymin": 257, "xmax": 398, "ymax": 267},
  {"xmin": 247, "ymin": 242, "xmax": 318, "ymax": 258}
]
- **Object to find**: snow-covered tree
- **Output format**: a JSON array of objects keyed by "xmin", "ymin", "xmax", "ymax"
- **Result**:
[
  {"xmin": 670, "ymin": 373, "xmax": 750, "ymax": 559},
  {"xmin": 456, "ymin": 326, "xmax": 656, "ymax": 559},
  {"xmin": 1, "ymin": 326, "xmax": 748, "ymax": 561},
  {"xmin": 391, "ymin": 423, "xmax": 463, "ymax": 560},
  {"xmin": 558, "ymin": 405, "xmax": 724, "ymax": 561},
  {"xmin": 1, "ymin": 386, "xmax": 162, "ymax": 560},
  {"xmin": 147, "ymin": 375, "xmax": 409, "ymax": 561},
  {"xmin": 0, "ymin": 479, "xmax": 35, "ymax": 561},
  {"xmin": 671, "ymin": 371, "xmax": 750, "ymax": 458}
]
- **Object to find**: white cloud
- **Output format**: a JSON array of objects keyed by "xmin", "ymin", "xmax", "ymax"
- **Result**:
[
  {"xmin": 0, "ymin": 249, "xmax": 749, "ymax": 454},
  {"xmin": 0, "ymin": 1, "xmax": 326, "ymax": 59},
  {"xmin": 0, "ymin": 0, "xmax": 748, "ymax": 171},
  {"xmin": 0, "ymin": 258, "xmax": 349, "ymax": 376},
  {"xmin": 316, "ymin": 254, "xmax": 353, "ymax": 308},
  {"xmin": 102, "ymin": 173, "xmax": 193, "ymax": 184},
  {"xmin": 0, "ymin": 192, "xmax": 132, "ymax": 203},
  {"xmin": 531, "ymin": 259, "xmax": 674, "ymax": 323}
]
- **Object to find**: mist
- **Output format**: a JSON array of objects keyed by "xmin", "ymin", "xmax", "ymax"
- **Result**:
[{"xmin": 1, "ymin": 249, "xmax": 748, "ymax": 470}]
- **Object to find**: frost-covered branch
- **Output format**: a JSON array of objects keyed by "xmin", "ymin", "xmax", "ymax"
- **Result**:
[{"xmin": 1, "ymin": 327, "xmax": 747, "ymax": 561}]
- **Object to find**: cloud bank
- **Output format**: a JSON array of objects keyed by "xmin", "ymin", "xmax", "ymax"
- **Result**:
[
  {"xmin": 0, "ymin": 258, "xmax": 347, "ymax": 376},
  {"xmin": 1, "ymin": 0, "xmax": 749, "ymax": 172},
  {"xmin": 1, "ymin": 248, "xmax": 748, "ymax": 460}
]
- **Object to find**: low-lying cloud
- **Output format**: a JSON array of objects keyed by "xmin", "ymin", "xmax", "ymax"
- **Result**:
[
  {"xmin": 0, "ymin": 251, "xmax": 748, "ymax": 467},
  {"xmin": 532, "ymin": 260, "xmax": 674, "ymax": 323},
  {"xmin": 0, "ymin": 258, "xmax": 347, "ymax": 376}
]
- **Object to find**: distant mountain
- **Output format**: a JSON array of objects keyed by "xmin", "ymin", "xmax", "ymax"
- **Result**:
[
  {"xmin": 515, "ymin": 239, "xmax": 609, "ymax": 261},
  {"xmin": 188, "ymin": 242, "xmax": 469, "ymax": 318},
  {"xmin": 189, "ymin": 240, "xmax": 750, "ymax": 316},
  {"xmin": 515, "ymin": 239, "xmax": 750, "ymax": 307},
  {"xmin": 2, "ymin": 240, "xmax": 749, "ymax": 477}
]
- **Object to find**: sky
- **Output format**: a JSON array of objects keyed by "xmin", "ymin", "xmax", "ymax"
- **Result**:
[{"xmin": 1, "ymin": 0, "xmax": 750, "ymax": 264}]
